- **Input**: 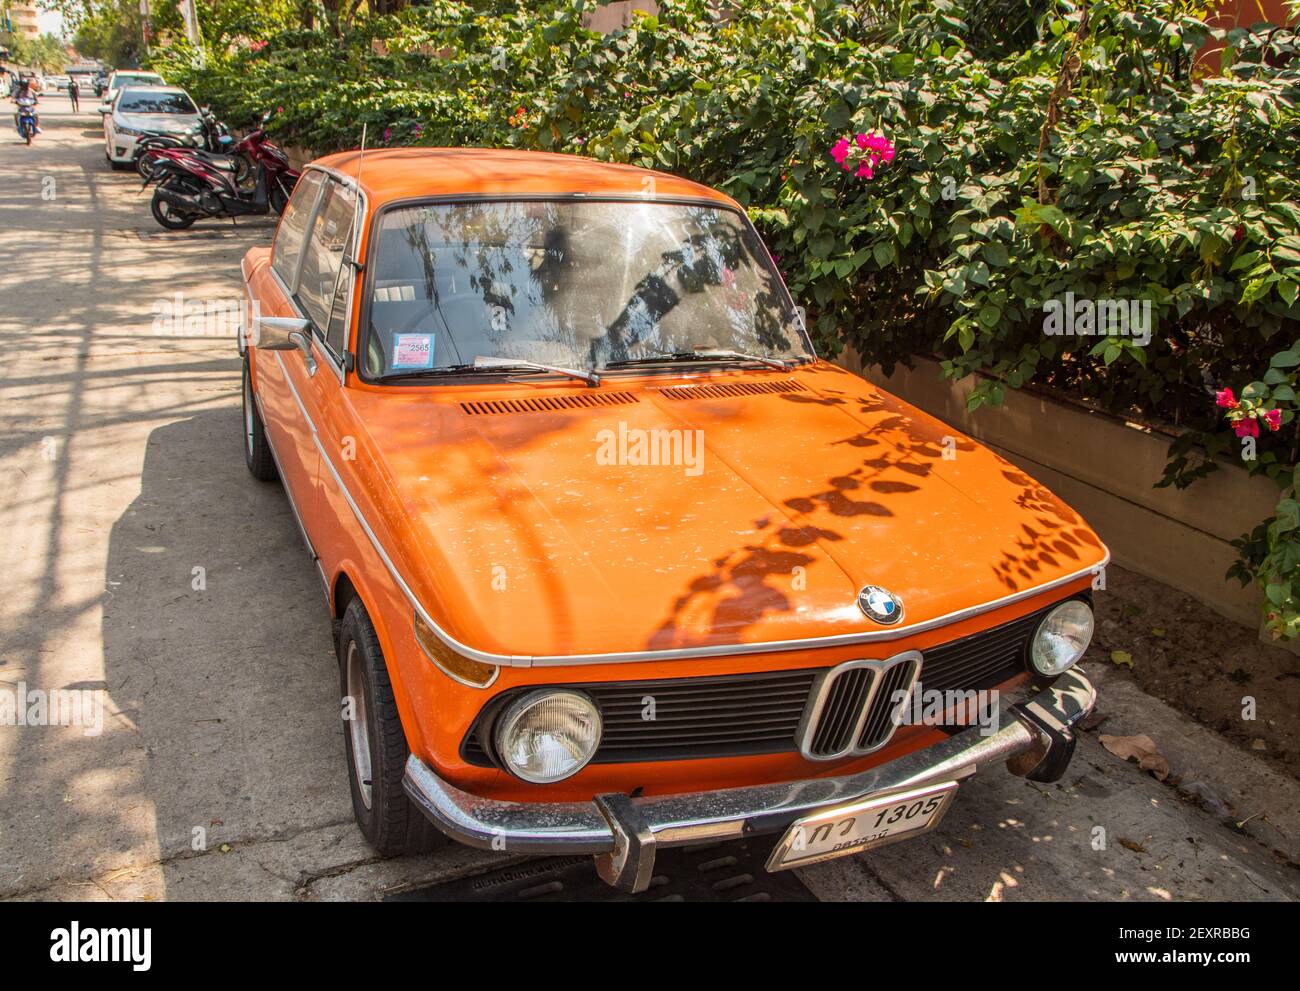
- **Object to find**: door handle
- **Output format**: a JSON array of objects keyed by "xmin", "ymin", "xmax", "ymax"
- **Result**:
[{"xmin": 288, "ymin": 331, "xmax": 317, "ymax": 377}]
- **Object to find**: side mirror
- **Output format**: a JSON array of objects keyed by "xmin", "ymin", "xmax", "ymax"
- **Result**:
[{"xmin": 251, "ymin": 315, "xmax": 311, "ymax": 351}]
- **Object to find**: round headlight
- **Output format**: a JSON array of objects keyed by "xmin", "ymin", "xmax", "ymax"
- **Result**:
[
  {"xmin": 1030, "ymin": 600, "xmax": 1094, "ymax": 676},
  {"xmin": 494, "ymin": 690, "xmax": 602, "ymax": 784}
]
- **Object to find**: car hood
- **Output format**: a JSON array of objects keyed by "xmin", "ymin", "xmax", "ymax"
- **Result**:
[
  {"xmin": 348, "ymin": 362, "xmax": 1106, "ymax": 659},
  {"xmin": 117, "ymin": 113, "xmax": 197, "ymax": 133}
]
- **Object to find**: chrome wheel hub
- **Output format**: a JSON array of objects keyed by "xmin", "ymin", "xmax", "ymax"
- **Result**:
[{"xmin": 345, "ymin": 642, "xmax": 373, "ymax": 810}]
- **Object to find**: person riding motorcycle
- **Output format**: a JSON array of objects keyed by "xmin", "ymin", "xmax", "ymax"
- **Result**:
[{"xmin": 12, "ymin": 76, "xmax": 40, "ymax": 135}]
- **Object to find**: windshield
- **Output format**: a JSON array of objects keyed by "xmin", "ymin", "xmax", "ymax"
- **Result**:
[
  {"xmin": 112, "ymin": 73, "xmax": 163, "ymax": 90},
  {"xmin": 118, "ymin": 90, "xmax": 195, "ymax": 115},
  {"xmin": 362, "ymin": 199, "xmax": 811, "ymax": 380}
]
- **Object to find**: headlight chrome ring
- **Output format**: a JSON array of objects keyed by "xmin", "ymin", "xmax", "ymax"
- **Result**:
[
  {"xmin": 1030, "ymin": 599, "xmax": 1095, "ymax": 677},
  {"xmin": 493, "ymin": 689, "xmax": 602, "ymax": 784}
]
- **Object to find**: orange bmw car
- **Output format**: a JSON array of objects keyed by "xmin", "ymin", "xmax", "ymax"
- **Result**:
[{"xmin": 239, "ymin": 147, "xmax": 1107, "ymax": 890}]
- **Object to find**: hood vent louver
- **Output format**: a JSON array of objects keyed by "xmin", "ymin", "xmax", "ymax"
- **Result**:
[
  {"xmin": 658, "ymin": 379, "xmax": 807, "ymax": 401},
  {"xmin": 460, "ymin": 392, "xmax": 640, "ymax": 416}
]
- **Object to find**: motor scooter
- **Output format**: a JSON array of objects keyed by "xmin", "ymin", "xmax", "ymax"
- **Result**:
[
  {"xmin": 14, "ymin": 96, "xmax": 37, "ymax": 145},
  {"xmin": 143, "ymin": 135, "xmax": 301, "ymax": 230},
  {"xmin": 135, "ymin": 107, "xmax": 238, "ymax": 180}
]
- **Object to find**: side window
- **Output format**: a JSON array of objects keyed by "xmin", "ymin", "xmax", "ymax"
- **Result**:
[
  {"xmin": 271, "ymin": 171, "xmax": 324, "ymax": 288},
  {"xmin": 296, "ymin": 179, "xmax": 357, "ymax": 357}
]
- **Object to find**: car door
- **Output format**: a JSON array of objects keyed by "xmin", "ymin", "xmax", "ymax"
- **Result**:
[
  {"xmin": 252, "ymin": 169, "xmax": 326, "ymax": 551},
  {"xmin": 284, "ymin": 175, "xmax": 361, "ymax": 542},
  {"xmin": 103, "ymin": 91, "xmax": 116, "ymax": 150}
]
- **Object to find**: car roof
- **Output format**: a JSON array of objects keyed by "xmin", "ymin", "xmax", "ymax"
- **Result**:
[{"xmin": 312, "ymin": 147, "xmax": 738, "ymax": 211}]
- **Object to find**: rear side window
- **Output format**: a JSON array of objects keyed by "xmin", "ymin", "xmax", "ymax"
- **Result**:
[
  {"xmin": 296, "ymin": 179, "xmax": 358, "ymax": 356},
  {"xmin": 271, "ymin": 171, "xmax": 324, "ymax": 288}
]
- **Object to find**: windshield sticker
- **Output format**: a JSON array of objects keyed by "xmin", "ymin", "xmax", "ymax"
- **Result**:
[{"xmin": 392, "ymin": 334, "xmax": 435, "ymax": 370}]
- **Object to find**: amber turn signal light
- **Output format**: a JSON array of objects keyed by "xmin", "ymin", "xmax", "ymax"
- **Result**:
[{"xmin": 413, "ymin": 612, "xmax": 499, "ymax": 688}]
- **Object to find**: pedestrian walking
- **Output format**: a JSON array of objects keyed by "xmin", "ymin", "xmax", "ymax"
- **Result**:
[{"xmin": 67, "ymin": 77, "xmax": 80, "ymax": 112}]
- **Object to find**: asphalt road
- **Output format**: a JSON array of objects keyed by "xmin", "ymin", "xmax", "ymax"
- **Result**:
[{"xmin": 1, "ymin": 96, "xmax": 1297, "ymax": 902}]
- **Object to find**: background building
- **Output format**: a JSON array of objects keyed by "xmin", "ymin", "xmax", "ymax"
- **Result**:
[{"xmin": 3, "ymin": 3, "xmax": 41, "ymax": 40}]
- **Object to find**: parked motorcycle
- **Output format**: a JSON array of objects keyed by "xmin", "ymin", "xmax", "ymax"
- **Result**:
[
  {"xmin": 14, "ymin": 97, "xmax": 37, "ymax": 145},
  {"xmin": 135, "ymin": 107, "xmax": 240, "ymax": 181},
  {"xmin": 142, "ymin": 128, "xmax": 301, "ymax": 230}
]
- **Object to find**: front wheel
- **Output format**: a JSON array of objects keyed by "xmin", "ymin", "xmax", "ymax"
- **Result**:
[
  {"xmin": 136, "ymin": 153, "xmax": 156, "ymax": 180},
  {"xmin": 338, "ymin": 597, "xmax": 448, "ymax": 857},
  {"xmin": 150, "ymin": 183, "xmax": 199, "ymax": 230},
  {"xmin": 269, "ymin": 180, "xmax": 288, "ymax": 216}
]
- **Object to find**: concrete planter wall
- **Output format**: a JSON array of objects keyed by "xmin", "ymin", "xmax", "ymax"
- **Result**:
[{"xmin": 836, "ymin": 349, "xmax": 1282, "ymax": 637}]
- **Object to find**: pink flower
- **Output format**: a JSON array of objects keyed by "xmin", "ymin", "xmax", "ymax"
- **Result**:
[
  {"xmin": 382, "ymin": 127, "xmax": 392, "ymax": 142},
  {"xmin": 1265, "ymin": 408, "xmax": 1282, "ymax": 431},
  {"xmin": 414, "ymin": 123, "xmax": 423, "ymax": 135},
  {"xmin": 1215, "ymin": 387, "xmax": 1237, "ymax": 408},
  {"xmin": 250, "ymin": 40, "xmax": 268, "ymax": 52},
  {"xmin": 832, "ymin": 132, "xmax": 896, "ymax": 181},
  {"xmin": 1234, "ymin": 418, "xmax": 1260, "ymax": 438}
]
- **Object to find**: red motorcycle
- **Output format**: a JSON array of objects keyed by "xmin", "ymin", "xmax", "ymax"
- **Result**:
[{"xmin": 142, "ymin": 122, "xmax": 301, "ymax": 230}]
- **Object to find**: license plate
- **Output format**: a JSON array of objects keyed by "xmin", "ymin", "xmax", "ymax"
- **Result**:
[{"xmin": 766, "ymin": 781, "xmax": 959, "ymax": 872}]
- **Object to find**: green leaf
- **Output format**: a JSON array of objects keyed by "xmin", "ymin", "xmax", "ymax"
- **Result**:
[{"xmin": 984, "ymin": 242, "xmax": 1010, "ymax": 267}]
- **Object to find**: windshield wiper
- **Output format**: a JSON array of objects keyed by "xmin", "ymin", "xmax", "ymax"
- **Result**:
[
  {"xmin": 604, "ymin": 349, "xmax": 796, "ymax": 371},
  {"xmin": 373, "ymin": 364, "xmax": 479, "ymax": 383},
  {"xmin": 472, "ymin": 355, "xmax": 601, "ymax": 387}
]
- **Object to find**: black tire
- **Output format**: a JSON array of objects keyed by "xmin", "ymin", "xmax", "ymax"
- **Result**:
[
  {"xmin": 242, "ymin": 356, "xmax": 278, "ymax": 481},
  {"xmin": 338, "ymin": 597, "xmax": 448, "ymax": 856},
  {"xmin": 269, "ymin": 180, "xmax": 288, "ymax": 216},
  {"xmin": 151, "ymin": 184, "xmax": 198, "ymax": 230},
  {"xmin": 136, "ymin": 153, "xmax": 155, "ymax": 180}
]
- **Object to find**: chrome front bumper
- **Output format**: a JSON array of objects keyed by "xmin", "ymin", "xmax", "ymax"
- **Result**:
[{"xmin": 403, "ymin": 668, "xmax": 1096, "ymax": 892}]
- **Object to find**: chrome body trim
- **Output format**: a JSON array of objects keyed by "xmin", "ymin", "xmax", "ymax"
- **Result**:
[
  {"xmin": 795, "ymin": 650, "xmax": 923, "ymax": 761},
  {"xmin": 403, "ymin": 668, "xmax": 1097, "ymax": 890}
]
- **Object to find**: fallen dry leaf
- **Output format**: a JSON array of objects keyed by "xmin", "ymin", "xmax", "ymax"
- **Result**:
[
  {"xmin": 1251, "ymin": 738, "xmax": 1267, "ymax": 751},
  {"xmin": 1118, "ymin": 837, "xmax": 1147, "ymax": 854},
  {"xmin": 1100, "ymin": 733, "xmax": 1171, "ymax": 781},
  {"xmin": 1110, "ymin": 650, "xmax": 1134, "ymax": 668}
]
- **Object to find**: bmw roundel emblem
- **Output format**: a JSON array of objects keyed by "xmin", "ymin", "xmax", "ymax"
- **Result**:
[{"xmin": 858, "ymin": 585, "xmax": 903, "ymax": 625}]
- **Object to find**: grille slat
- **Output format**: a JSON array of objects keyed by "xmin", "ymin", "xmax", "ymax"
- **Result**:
[
  {"xmin": 810, "ymin": 666, "xmax": 874, "ymax": 757},
  {"xmin": 658, "ymin": 380, "xmax": 807, "ymax": 401},
  {"xmin": 460, "ymin": 597, "xmax": 1082, "ymax": 767},
  {"xmin": 460, "ymin": 392, "xmax": 639, "ymax": 415},
  {"xmin": 857, "ymin": 659, "xmax": 918, "ymax": 751}
]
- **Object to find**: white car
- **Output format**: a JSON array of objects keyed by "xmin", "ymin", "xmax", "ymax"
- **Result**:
[
  {"xmin": 98, "ymin": 70, "xmax": 166, "ymax": 110},
  {"xmin": 102, "ymin": 86, "xmax": 200, "ymax": 170}
]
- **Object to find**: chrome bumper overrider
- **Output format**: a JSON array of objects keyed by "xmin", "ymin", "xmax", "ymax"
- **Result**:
[{"xmin": 403, "ymin": 668, "xmax": 1096, "ymax": 892}]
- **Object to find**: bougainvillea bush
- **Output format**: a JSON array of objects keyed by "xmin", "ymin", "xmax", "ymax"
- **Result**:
[{"xmin": 156, "ymin": 0, "xmax": 1300, "ymax": 636}]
